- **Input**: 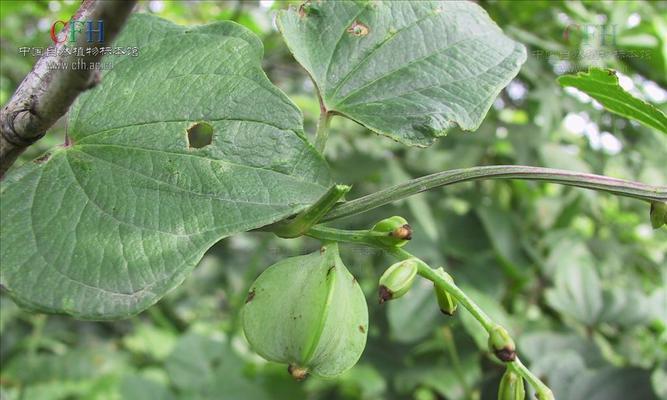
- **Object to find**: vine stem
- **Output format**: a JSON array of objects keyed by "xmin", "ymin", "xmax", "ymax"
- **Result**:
[
  {"xmin": 511, "ymin": 357, "xmax": 555, "ymax": 400},
  {"xmin": 314, "ymin": 111, "xmax": 332, "ymax": 153},
  {"xmin": 304, "ymin": 225, "xmax": 383, "ymax": 246},
  {"xmin": 322, "ymin": 165, "xmax": 667, "ymax": 222},
  {"xmin": 305, "ymin": 225, "xmax": 554, "ymax": 399},
  {"xmin": 386, "ymin": 247, "xmax": 495, "ymax": 331}
]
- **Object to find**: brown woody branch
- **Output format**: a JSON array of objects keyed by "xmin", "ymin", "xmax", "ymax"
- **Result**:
[{"xmin": 0, "ymin": 0, "xmax": 137, "ymax": 178}]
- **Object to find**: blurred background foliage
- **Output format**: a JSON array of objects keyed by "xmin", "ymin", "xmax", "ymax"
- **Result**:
[{"xmin": 1, "ymin": 0, "xmax": 666, "ymax": 399}]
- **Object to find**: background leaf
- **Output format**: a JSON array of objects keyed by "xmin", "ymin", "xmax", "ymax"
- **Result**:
[
  {"xmin": 545, "ymin": 258, "xmax": 604, "ymax": 326},
  {"xmin": 387, "ymin": 279, "xmax": 440, "ymax": 344},
  {"xmin": 558, "ymin": 68, "xmax": 667, "ymax": 133}
]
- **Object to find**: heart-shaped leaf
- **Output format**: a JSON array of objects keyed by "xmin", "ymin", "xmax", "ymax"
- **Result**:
[
  {"xmin": 277, "ymin": 1, "xmax": 526, "ymax": 146},
  {"xmin": 0, "ymin": 14, "xmax": 331, "ymax": 319}
]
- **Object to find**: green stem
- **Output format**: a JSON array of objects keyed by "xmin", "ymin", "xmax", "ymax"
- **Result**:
[
  {"xmin": 388, "ymin": 247, "xmax": 495, "ymax": 331},
  {"xmin": 394, "ymin": 248, "xmax": 553, "ymax": 399},
  {"xmin": 272, "ymin": 184, "xmax": 350, "ymax": 238},
  {"xmin": 322, "ymin": 165, "xmax": 667, "ymax": 221},
  {"xmin": 511, "ymin": 358, "xmax": 555, "ymax": 400},
  {"xmin": 305, "ymin": 226, "xmax": 553, "ymax": 398},
  {"xmin": 314, "ymin": 111, "xmax": 332, "ymax": 153},
  {"xmin": 305, "ymin": 225, "xmax": 387, "ymax": 246},
  {"xmin": 307, "ymin": 227, "xmax": 496, "ymax": 332}
]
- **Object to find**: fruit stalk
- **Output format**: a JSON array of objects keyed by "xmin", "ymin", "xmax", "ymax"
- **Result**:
[
  {"xmin": 390, "ymin": 247, "xmax": 553, "ymax": 400},
  {"xmin": 305, "ymin": 225, "xmax": 554, "ymax": 399},
  {"xmin": 272, "ymin": 184, "xmax": 350, "ymax": 238}
]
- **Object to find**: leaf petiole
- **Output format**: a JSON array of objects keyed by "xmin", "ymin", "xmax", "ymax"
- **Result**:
[
  {"xmin": 314, "ymin": 111, "xmax": 332, "ymax": 153},
  {"xmin": 271, "ymin": 184, "xmax": 350, "ymax": 238}
]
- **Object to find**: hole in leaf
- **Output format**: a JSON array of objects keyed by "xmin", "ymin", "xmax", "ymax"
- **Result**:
[{"xmin": 187, "ymin": 122, "xmax": 213, "ymax": 148}]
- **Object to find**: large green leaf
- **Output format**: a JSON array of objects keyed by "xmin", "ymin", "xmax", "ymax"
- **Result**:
[
  {"xmin": 558, "ymin": 68, "xmax": 667, "ymax": 134},
  {"xmin": 277, "ymin": 1, "xmax": 526, "ymax": 146},
  {"xmin": 0, "ymin": 14, "xmax": 331, "ymax": 319}
]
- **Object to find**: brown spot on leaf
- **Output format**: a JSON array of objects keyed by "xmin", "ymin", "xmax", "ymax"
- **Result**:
[
  {"xmin": 347, "ymin": 20, "xmax": 369, "ymax": 37},
  {"xmin": 358, "ymin": 325, "xmax": 365, "ymax": 333},
  {"xmin": 245, "ymin": 289, "xmax": 255, "ymax": 303},
  {"xmin": 327, "ymin": 265, "xmax": 335, "ymax": 276}
]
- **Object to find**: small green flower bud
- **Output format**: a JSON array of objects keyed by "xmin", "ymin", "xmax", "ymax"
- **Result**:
[
  {"xmin": 498, "ymin": 368, "xmax": 525, "ymax": 400},
  {"xmin": 371, "ymin": 216, "xmax": 412, "ymax": 247},
  {"xmin": 434, "ymin": 268, "xmax": 458, "ymax": 316},
  {"xmin": 488, "ymin": 325, "xmax": 516, "ymax": 362},
  {"xmin": 650, "ymin": 201, "xmax": 667, "ymax": 229},
  {"xmin": 378, "ymin": 259, "xmax": 418, "ymax": 303}
]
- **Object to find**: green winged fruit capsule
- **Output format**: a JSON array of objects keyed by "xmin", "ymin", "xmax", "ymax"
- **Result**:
[
  {"xmin": 378, "ymin": 259, "xmax": 418, "ymax": 303},
  {"xmin": 434, "ymin": 268, "xmax": 458, "ymax": 316},
  {"xmin": 241, "ymin": 243, "xmax": 368, "ymax": 380},
  {"xmin": 498, "ymin": 368, "xmax": 526, "ymax": 400},
  {"xmin": 371, "ymin": 216, "xmax": 412, "ymax": 247}
]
